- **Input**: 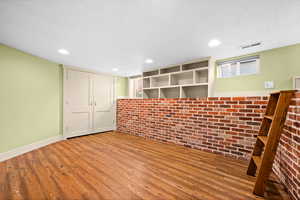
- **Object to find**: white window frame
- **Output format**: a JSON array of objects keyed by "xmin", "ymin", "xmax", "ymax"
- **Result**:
[
  {"xmin": 293, "ymin": 76, "xmax": 300, "ymax": 90},
  {"xmin": 217, "ymin": 56, "xmax": 260, "ymax": 78}
]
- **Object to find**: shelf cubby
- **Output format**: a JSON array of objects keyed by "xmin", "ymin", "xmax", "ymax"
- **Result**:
[
  {"xmin": 141, "ymin": 57, "xmax": 212, "ymax": 98},
  {"xmin": 143, "ymin": 70, "xmax": 159, "ymax": 77},
  {"xmin": 160, "ymin": 87, "xmax": 180, "ymax": 98},
  {"xmin": 160, "ymin": 65, "xmax": 181, "ymax": 74},
  {"xmin": 171, "ymin": 71, "xmax": 193, "ymax": 86},
  {"xmin": 143, "ymin": 78, "xmax": 150, "ymax": 88},
  {"xmin": 195, "ymin": 69, "xmax": 208, "ymax": 84},
  {"xmin": 182, "ymin": 60, "xmax": 208, "ymax": 71},
  {"xmin": 181, "ymin": 85, "xmax": 208, "ymax": 98},
  {"xmin": 151, "ymin": 75, "xmax": 169, "ymax": 88},
  {"xmin": 143, "ymin": 88, "xmax": 159, "ymax": 99}
]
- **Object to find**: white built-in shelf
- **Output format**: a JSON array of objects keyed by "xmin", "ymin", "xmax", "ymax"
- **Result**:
[
  {"xmin": 160, "ymin": 87, "xmax": 180, "ymax": 98},
  {"xmin": 171, "ymin": 71, "xmax": 193, "ymax": 85},
  {"xmin": 142, "ymin": 57, "xmax": 213, "ymax": 98},
  {"xmin": 182, "ymin": 85, "xmax": 208, "ymax": 98},
  {"xmin": 143, "ymin": 70, "xmax": 159, "ymax": 77},
  {"xmin": 143, "ymin": 88, "xmax": 159, "ymax": 98},
  {"xmin": 195, "ymin": 68, "xmax": 208, "ymax": 84},
  {"xmin": 160, "ymin": 65, "xmax": 181, "ymax": 74},
  {"xmin": 143, "ymin": 78, "xmax": 150, "ymax": 88},
  {"xmin": 182, "ymin": 60, "xmax": 208, "ymax": 71},
  {"xmin": 151, "ymin": 75, "xmax": 169, "ymax": 88}
]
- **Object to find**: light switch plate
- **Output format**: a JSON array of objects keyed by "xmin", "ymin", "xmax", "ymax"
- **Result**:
[{"xmin": 264, "ymin": 81, "xmax": 274, "ymax": 89}]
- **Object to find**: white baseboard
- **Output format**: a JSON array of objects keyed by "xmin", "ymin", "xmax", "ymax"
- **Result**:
[{"xmin": 0, "ymin": 135, "xmax": 64, "ymax": 162}]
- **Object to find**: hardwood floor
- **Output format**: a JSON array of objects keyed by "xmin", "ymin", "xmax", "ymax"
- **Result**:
[{"xmin": 0, "ymin": 132, "xmax": 290, "ymax": 200}]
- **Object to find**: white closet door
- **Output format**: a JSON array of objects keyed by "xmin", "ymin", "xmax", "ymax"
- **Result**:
[
  {"xmin": 65, "ymin": 70, "xmax": 93, "ymax": 137},
  {"xmin": 92, "ymin": 74, "xmax": 115, "ymax": 133}
]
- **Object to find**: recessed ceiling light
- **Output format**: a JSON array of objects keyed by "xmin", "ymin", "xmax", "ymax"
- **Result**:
[
  {"xmin": 145, "ymin": 59, "xmax": 153, "ymax": 64},
  {"xmin": 208, "ymin": 39, "xmax": 221, "ymax": 48},
  {"xmin": 58, "ymin": 49, "xmax": 70, "ymax": 55},
  {"xmin": 112, "ymin": 68, "xmax": 119, "ymax": 72}
]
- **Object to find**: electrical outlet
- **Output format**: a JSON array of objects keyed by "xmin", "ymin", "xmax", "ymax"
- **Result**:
[{"xmin": 264, "ymin": 81, "xmax": 274, "ymax": 89}]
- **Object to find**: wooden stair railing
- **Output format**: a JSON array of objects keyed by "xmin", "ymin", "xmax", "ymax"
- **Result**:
[{"xmin": 247, "ymin": 90, "xmax": 295, "ymax": 196}]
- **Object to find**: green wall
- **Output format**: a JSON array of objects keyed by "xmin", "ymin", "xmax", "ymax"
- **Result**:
[
  {"xmin": 116, "ymin": 77, "xmax": 128, "ymax": 97},
  {"xmin": 214, "ymin": 43, "xmax": 300, "ymax": 96},
  {"xmin": 2, "ymin": 41, "xmax": 298, "ymax": 152},
  {"xmin": 0, "ymin": 44, "xmax": 128, "ymax": 153},
  {"xmin": 0, "ymin": 44, "xmax": 62, "ymax": 153}
]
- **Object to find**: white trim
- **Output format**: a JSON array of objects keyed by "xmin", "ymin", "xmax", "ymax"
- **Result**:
[
  {"xmin": 63, "ymin": 67, "xmax": 67, "ymax": 137},
  {"xmin": 113, "ymin": 77, "xmax": 117, "ymax": 129},
  {"xmin": 0, "ymin": 135, "xmax": 64, "ymax": 162},
  {"xmin": 207, "ymin": 57, "xmax": 215, "ymax": 97},
  {"xmin": 63, "ymin": 65, "xmax": 125, "ymax": 77}
]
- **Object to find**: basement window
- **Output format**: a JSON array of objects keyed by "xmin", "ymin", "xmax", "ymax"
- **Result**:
[{"xmin": 217, "ymin": 56, "xmax": 260, "ymax": 78}]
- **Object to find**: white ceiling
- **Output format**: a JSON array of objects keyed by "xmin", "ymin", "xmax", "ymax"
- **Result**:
[{"xmin": 1, "ymin": 0, "xmax": 300, "ymax": 76}]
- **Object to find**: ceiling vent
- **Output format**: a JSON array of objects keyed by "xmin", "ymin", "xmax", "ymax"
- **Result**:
[{"xmin": 240, "ymin": 42, "xmax": 262, "ymax": 50}]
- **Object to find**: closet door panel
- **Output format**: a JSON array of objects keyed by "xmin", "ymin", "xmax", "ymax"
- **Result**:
[
  {"xmin": 65, "ymin": 70, "xmax": 92, "ymax": 137},
  {"xmin": 92, "ymin": 74, "xmax": 115, "ymax": 132},
  {"xmin": 69, "ymin": 113, "xmax": 90, "ymax": 134}
]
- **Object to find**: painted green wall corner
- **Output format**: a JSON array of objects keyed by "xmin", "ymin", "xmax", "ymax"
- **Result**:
[
  {"xmin": 214, "ymin": 43, "xmax": 300, "ymax": 96},
  {"xmin": 0, "ymin": 44, "xmax": 62, "ymax": 153},
  {"xmin": 116, "ymin": 77, "xmax": 129, "ymax": 98}
]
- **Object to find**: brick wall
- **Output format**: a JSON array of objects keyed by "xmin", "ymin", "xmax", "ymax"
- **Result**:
[
  {"xmin": 273, "ymin": 93, "xmax": 300, "ymax": 200},
  {"xmin": 117, "ymin": 93, "xmax": 300, "ymax": 200},
  {"xmin": 117, "ymin": 96, "xmax": 268, "ymax": 159}
]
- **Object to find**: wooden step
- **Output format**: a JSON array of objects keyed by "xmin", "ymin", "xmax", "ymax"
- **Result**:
[
  {"xmin": 270, "ymin": 92, "xmax": 280, "ymax": 95},
  {"xmin": 257, "ymin": 136, "xmax": 268, "ymax": 145},
  {"xmin": 270, "ymin": 90, "xmax": 297, "ymax": 95},
  {"xmin": 252, "ymin": 156, "xmax": 262, "ymax": 168},
  {"xmin": 264, "ymin": 115, "xmax": 273, "ymax": 120}
]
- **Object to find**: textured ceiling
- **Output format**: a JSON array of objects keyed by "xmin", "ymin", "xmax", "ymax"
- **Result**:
[{"xmin": 1, "ymin": 0, "xmax": 300, "ymax": 76}]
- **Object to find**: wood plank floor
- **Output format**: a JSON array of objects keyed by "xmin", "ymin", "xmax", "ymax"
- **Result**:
[{"xmin": 0, "ymin": 132, "xmax": 290, "ymax": 200}]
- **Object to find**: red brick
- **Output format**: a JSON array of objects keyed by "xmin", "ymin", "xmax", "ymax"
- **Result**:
[
  {"xmin": 233, "ymin": 105, "xmax": 246, "ymax": 108},
  {"xmin": 254, "ymin": 100, "xmax": 268, "ymax": 104},
  {"xmin": 220, "ymin": 97, "xmax": 231, "ymax": 100},
  {"xmin": 117, "ymin": 93, "xmax": 300, "ymax": 200},
  {"xmin": 239, "ymin": 101, "xmax": 253, "ymax": 104},
  {"xmin": 232, "ymin": 97, "xmax": 246, "ymax": 101},
  {"xmin": 226, "ymin": 108, "xmax": 238, "ymax": 112},
  {"xmin": 225, "ymin": 101, "xmax": 238, "ymax": 104},
  {"xmin": 208, "ymin": 97, "xmax": 219, "ymax": 101}
]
